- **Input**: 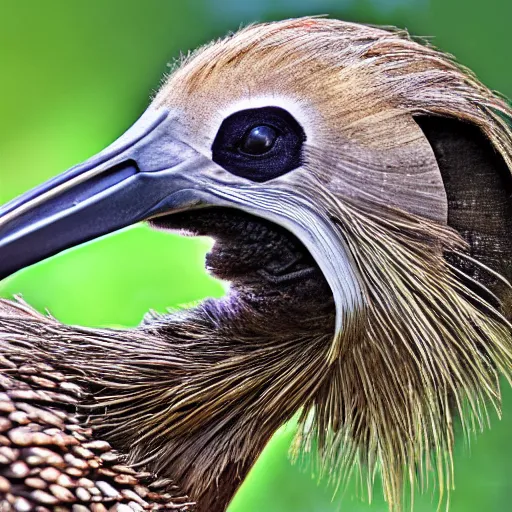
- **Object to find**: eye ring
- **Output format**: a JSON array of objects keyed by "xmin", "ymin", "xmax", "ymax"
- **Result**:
[{"xmin": 239, "ymin": 125, "xmax": 279, "ymax": 156}]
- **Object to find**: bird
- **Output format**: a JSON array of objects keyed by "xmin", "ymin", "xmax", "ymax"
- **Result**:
[{"xmin": 0, "ymin": 16, "xmax": 511, "ymax": 512}]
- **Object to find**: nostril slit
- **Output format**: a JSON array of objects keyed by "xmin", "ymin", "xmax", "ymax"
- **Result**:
[{"xmin": 70, "ymin": 159, "xmax": 140, "ymax": 205}]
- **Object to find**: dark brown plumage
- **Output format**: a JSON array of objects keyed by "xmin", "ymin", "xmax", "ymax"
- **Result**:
[{"xmin": 0, "ymin": 16, "xmax": 511, "ymax": 512}]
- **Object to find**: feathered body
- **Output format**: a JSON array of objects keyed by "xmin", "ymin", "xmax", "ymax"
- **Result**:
[
  {"xmin": 0, "ymin": 17, "xmax": 511, "ymax": 512},
  {"xmin": 0, "ymin": 301, "xmax": 194, "ymax": 511}
]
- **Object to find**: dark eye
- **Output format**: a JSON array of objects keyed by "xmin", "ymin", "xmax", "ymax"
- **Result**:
[
  {"xmin": 212, "ymin": 106, "xmax": 306, "ymax": 183},
  {"xmin": 240, "ymin": 125, "xmax": 278, "ymax": 155}
]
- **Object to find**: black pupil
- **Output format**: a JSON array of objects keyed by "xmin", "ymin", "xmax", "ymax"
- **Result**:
[{"xmin": 240, "ymin": 125, "xmax": 277, "ymax": 155}]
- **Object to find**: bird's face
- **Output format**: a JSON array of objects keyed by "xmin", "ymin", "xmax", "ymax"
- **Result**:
[
  {"xmin": 0, "ymin": 18, "xmax": 511, "ymax": 511},
  {"xmin": 0, "ymin": 20, "xmax": 455, "ymax": 351}
]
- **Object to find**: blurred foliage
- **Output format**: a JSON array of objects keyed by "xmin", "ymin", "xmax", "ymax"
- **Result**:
[{"xmin": 0, "ymin": 1, "xmax": 510, "ymax": 511}]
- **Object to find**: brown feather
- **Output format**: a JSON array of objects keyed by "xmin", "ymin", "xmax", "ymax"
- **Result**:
[{"xmin": 0, "ymin": 300, "xmax": 194, "ymax": 511}]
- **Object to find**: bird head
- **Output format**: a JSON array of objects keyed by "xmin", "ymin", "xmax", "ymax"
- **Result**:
[{"xmin": 0, "ymin": 17, "xmax": 511, "ymax": 511}]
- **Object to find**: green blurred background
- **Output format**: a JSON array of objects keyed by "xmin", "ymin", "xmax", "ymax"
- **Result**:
[{"xmin": 0, "ymin": 1, "xmax": 510, "ymax": 510}]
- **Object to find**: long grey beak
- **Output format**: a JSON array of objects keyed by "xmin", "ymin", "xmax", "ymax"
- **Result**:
[{"xmin": 0, "ymin": 108, "xmax": 209, "ymax": 279}]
